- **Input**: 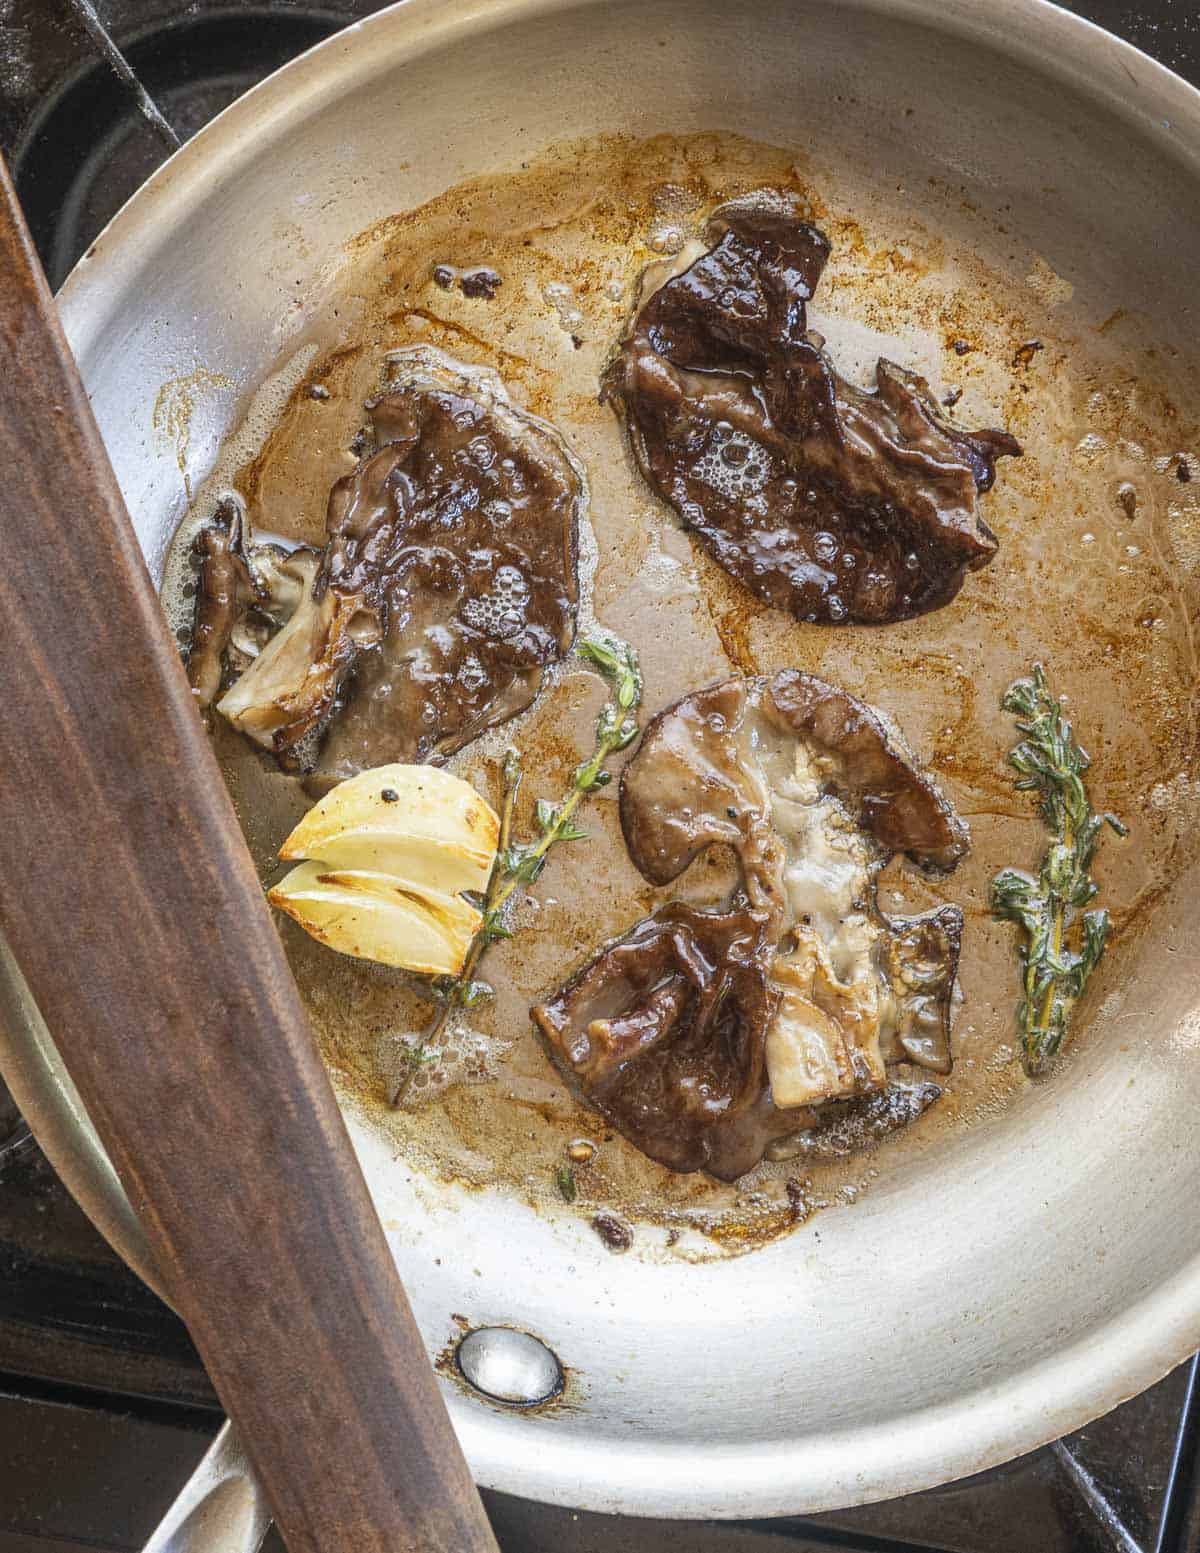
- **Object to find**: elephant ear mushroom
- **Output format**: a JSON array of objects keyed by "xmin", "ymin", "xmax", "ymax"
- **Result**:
[
  {"xmin": 538, "ymin": 671, "xmax": 970, "ymax": 1180},
  {"xmin": 192, "ymin": 346, "xmax": 584, "ymax": 781},
  {"xmin": 532, "ymin": 903, "xmax": 805, "ymax": 1182},
  {"xmin": 604, "ymin": 189, "xmax": 1020, "ymax": 626}
]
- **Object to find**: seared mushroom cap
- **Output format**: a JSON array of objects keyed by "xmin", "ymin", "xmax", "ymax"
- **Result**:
[
  {"xmin": 316, "ymin": 358, "xmax": 582, "ymax": 782},
  {"xmin": 604, "ymin": 191, "xmax": 1020, "ymax": 625},
  {"xmin": 197, "ymin": 347, "xmax": 583, "ymax": 779},
  {"xmin": 534, "ymin": 672, "xmax": 966, "ymax": 1179}
]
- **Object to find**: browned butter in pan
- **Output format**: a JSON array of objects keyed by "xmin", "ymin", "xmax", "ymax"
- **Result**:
[{"xmin": 164, "ymin": 133, "xmax": 1200, "ymax": 1255}]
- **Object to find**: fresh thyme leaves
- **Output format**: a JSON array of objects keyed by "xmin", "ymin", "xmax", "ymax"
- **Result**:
[
  {"xmin": 990, "ymin": 664, "xmax": 1126, "ymax": 1076},
  {"xmin": 390, "ymin": 634, "xmax": 643, "ymax": 1105}
]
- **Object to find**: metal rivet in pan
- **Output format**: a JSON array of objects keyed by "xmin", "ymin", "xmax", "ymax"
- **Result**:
[{"xmin": 455, "ymin": 1326, "xmax": 563, "ymax": 1407}]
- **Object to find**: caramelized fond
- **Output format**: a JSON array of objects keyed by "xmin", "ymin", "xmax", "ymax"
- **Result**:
[{"xmin": 169, "ymin": 132, "xmax": 1200, "ymax": 1255}]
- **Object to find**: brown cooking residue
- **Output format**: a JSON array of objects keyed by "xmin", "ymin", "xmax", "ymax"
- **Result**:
[
  {"xmin": 702, "ymin": 1195, "xmax": 813, "ymax": 1251},
  {"xmin": 173, "ymin": 129, "xmax": 1200, "ymax": 1258},
  {"xmin": 590, "ymin": 1212, "xmax": 634, "ymax": 1253},
  {"xmin": 697, "ymin": 563, "xmax": 764, "ymax": 676},
  {"xmin": 389, "ymin": 307, "xmax": 529, "ymax": 376}
]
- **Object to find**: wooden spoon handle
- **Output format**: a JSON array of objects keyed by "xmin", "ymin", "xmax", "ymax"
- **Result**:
[{"xmin": 0, "ymin": 153, "xmax": 498, "ymax": 1553}]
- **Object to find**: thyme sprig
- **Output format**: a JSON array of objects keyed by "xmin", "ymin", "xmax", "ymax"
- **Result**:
[
  {"xmin": 990, "ymin": 665, "xmax": 1126, "ymax": 1076},
  {"xmin": 390, "ymin": 633, "xmax": 642, "ymax": 1104}
]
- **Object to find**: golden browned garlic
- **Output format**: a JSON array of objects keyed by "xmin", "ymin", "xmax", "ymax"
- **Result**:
[{"xmin": 268, "ymin": 764, "xmax": 499, "ymax": 975}]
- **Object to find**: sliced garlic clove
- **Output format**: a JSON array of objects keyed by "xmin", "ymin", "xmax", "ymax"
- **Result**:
[
  {"xmin": 279, "ymin": 763, "xmax": 498, "ymax": 894},
  {"xmin": 268, "ymin": 863, "xmax": 482, "ymax": 976},
  {"xmin": 270, "ymin": 764, "xmax": 499, "ymax": 975},
  {"xmin": 283, "ymin": 828, "xmax": 488, "ymax": 898}
]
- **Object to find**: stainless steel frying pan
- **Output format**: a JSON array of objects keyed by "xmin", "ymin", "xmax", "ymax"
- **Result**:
[{"xmin": 3, "ymin": 0, "xmax": 1200, "ymax": 1534}]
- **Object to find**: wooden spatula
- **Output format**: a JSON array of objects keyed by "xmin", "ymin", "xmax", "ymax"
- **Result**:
[{"xmin": 0, "ymin": 153, "xmax": 499, "ymax": 1553}]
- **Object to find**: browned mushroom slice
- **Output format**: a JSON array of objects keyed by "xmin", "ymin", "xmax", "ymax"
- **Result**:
[
  {"xmin": 187, "ymin": 517, "xmax": 242, "ymax": 710},
  {"xmin": 218, "ymin": 551, "xmax": 362, "ymax": 754},
  {"xmin": 764, "ymin": 1079, "xmax": 944, "ymax": 1164},
  {"xmin": 196, "ymin": 347, "xmax": 582, "ymax": 777},
  {"xmin": 534, "ymin": 672, "xmax": 965, "ymax": 1178},
  {"xmin": 604, "ymin": 191, "xmax": 1020, "ymax": 625},
  {"xmin": 186, "ymin": 495, "xmax": 327, "ymax": 727},
  {"xmin": 878, "ymin": 907, "xmax": 962, "ymax": 1075},
  {"xmin": 533, "ymin": 903, "xmax": 808, "ymax": 1180}
]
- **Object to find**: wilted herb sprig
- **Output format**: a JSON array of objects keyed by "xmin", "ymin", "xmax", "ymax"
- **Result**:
[
  {"xmin": 499, "ymin": 633, "xmax": 642, "ymax": 893},
  {"xmin": 391, "ymin": 633, "xmax": 641, "ymax": 1103},
  {"xmin": 990, "ymin": 665, "xmax": 1126, "ymax": 1076}
]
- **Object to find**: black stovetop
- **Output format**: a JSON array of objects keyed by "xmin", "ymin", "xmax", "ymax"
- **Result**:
[{"xmin": 2, "ymin": 2, "xmax": 1200, "ymax": 1549}]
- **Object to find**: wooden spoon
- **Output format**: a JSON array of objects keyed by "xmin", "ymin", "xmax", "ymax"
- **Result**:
[{"xmin": 0, "ymin": 153, "xmax": 498, "ymax": 1553}]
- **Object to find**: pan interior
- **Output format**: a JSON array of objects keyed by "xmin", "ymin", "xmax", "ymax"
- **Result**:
[{"xmin": 165, "ymin": 126, "xmax": 1200, "ymax": 1257}]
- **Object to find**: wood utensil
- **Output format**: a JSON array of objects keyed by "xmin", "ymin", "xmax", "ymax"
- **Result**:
[{"xmin": 0, "ymin": 151, "xmax": 498, "ymax": 1553}]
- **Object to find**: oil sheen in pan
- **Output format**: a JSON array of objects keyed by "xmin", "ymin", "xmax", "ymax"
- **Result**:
[{"xmin": 164, "ymin": 131, "xmax": 1200, "ymax": 1256}]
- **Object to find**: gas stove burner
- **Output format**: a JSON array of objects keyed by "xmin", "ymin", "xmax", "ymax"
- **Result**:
[
  {"xmin": 11, "ymin": 7, "xmax": 338, "ymax": 289},
  {"xmin": 0, "ymin": 1076, "xmax": 32, "ymax": 1174}
]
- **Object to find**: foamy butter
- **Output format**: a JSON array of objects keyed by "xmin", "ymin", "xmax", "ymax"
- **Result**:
[
  {"xmin": 383, "ymin": 1013, "xmax": 507, "ymax": 1105},
  {"xmin": 542, "ymin": 280, "xmax": 584, "ymax": 335}
]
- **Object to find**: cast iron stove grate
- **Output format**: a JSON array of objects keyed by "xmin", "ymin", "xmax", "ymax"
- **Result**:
[{"xmin": 1, "ymin": 2, "xmax": 1198, "ymax": 1548}]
